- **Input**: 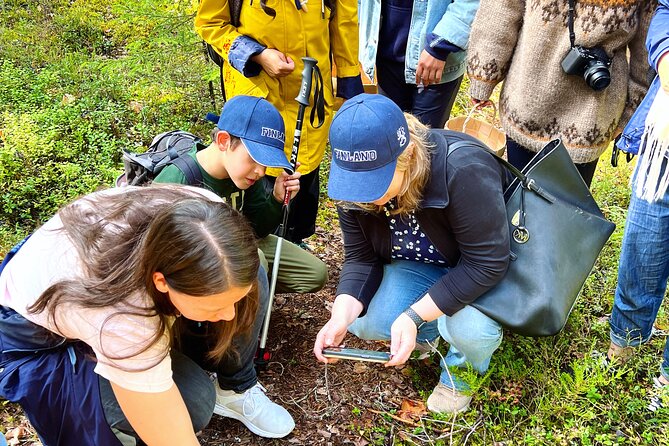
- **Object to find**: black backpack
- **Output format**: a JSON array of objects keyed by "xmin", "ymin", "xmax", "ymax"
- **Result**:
[{"xmin": 116, "ymin": 130, "xmax": 206, "ymax": 187}]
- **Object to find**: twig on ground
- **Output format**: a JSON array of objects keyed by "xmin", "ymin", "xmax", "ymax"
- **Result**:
[
  {"xmin": 324, "ymin": 363, "xmax": 332, "ymax": 403},
  {"xmin": 421, "ymin": 417, "xmax": 435, "ymax": 445},
  {"xmin": 268, "ymin": 361, "xmax": 285, "ymax": 376},
  {"xmin": 461, "ymin": 414, "xmax": 483, "ymax": 445},
  {"xmin": 368, "ymin": 408, "xmax": 420, "ymax": 427}
]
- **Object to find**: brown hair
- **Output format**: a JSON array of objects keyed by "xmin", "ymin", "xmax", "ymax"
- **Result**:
[
  {"xmin": 28, "ymin": 185, "xmax": 259, "ymax": 366},
  {"xmin": 210, "ymin": 128, "xmax": 241, "ymax": 148},
  {"xmin": 355, "ymin": 113, "xmax": 435, "ymax": 215}
]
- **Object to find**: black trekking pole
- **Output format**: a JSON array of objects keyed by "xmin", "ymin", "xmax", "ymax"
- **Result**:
[{"xmin": 256, "ymin": 57, "xmax": 320, "ymax": 369}]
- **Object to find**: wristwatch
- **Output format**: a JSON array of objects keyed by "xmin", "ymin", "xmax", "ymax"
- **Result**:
[{"xmin": 403, "ymin": 307, "xmax": 427, "ymax": 330}]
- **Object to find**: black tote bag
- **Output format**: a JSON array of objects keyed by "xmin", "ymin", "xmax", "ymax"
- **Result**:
[{"xmin": 467, "ymin": 139, "xmax": 615, "ymax": 336}]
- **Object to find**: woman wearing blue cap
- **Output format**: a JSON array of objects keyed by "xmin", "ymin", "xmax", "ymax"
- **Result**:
[{"xmin": 313, "ymin": 94, "xmax": 510, "ymax": 414}]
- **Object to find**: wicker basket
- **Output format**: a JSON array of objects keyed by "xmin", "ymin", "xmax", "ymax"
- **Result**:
[{"xmin": 445, "ymin": 103, "xmax": 506, "ymax": 157}]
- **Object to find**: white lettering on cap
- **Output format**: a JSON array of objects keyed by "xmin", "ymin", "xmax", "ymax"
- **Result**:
[
  {"xmin": 333, "ymin": 148, "xmax": 378, "ymax": 162},
  {"xmin": 261, "ymin": 127, "xmax": 285, "ymax": 142},
  {"xmin": 397, "ymin": 126, "xmax": 407, "ymax": 146}
]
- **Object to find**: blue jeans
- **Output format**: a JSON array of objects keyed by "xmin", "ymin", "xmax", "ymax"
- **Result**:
[
  {"xmin": 348, "ymin": 260, "xmax": 502, "ymax": 391},
  {"xmin": 610, "ymin": 164, "xmax": 669, "ymax": 382}
]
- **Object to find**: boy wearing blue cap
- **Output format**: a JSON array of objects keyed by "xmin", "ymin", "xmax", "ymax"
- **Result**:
[{"xmin": 155, "ymin": 96, "xmax": 328, "ymax": 438}]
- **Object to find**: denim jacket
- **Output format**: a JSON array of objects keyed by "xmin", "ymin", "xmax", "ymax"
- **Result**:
[
  {"xmin": 358, "ymin": 0, "xmax": 480, "ymax": 84},
  {"xmin": 617, "ymin": 0, "xmax": 669, "ymax": 155}
]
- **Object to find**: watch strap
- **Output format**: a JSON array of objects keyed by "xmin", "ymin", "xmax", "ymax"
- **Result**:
[{"xmin": 403, "ymin": 307, "xmax": 426, "ymax": 330}]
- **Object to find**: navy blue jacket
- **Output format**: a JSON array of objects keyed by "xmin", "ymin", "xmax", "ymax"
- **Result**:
[{"xmin": 336, "ymin": 130, "xmax": 510, "ymax": 317}]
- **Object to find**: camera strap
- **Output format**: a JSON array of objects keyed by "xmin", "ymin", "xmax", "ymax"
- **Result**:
[{"xmin": 567, "ymin": 0, "xmax": 576, "ymax": 48}]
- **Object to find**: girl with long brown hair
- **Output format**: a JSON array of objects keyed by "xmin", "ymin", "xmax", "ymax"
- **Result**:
[{"xmin": 0, "ymin": 185, "xmax": 259, "ymax": 445}]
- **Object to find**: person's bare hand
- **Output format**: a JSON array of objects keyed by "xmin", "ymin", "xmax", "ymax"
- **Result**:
[
  {"xmin": 252, "ymin": 49, "xmax": 295, "ymax": 78},
  {"xmin": 415, "ymin": 50, "xmax": 446, "ymax": 86},
  {"xmin": 384, "ymin": 313, "xmax": 417, "ymax": 367},
  {"xmin": 273, "ymin": 165, "xmax": 301, "ymax": 203},
  {"xmin": 470, "ymin": 97, "xmax": 494, "ymax": 108},
  {"xmin": 313, "ymin": 294, "xmax": 363, "ymax": 363},
  {"xmin": 313, "ymin": 316, "xmax": 349, "ymax": 363}
]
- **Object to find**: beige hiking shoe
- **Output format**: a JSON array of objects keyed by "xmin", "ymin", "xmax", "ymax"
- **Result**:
[
  {"xmin": 607, "ymin": 342, "xmax": 634, "ymax": 365},
  {"xmin": 426, "ymin": 382, "xmax": 472, "ymax": 414}
]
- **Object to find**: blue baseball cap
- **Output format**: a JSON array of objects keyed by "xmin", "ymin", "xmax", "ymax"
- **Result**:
[
  {"xmin": 328, "ymin": 94, "xmax": 410, "ymax": 202},
  {"xmin": 217, "ymin": 96, "xmax": 293, "ymax": 173}
]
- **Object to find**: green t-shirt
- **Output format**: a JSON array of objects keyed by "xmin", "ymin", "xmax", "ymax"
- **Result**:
[{"xmin": 153, "ymin": 147, "xmax": 282, "ymax": 238}]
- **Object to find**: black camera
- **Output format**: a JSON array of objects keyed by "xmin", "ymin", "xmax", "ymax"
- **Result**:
[{"xmin": 561, "ymin": 46, "xmax": 612, "ymax": 91}]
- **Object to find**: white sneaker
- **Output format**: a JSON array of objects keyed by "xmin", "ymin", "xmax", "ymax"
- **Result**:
[
  {"xmin": 426, "ymin": 382, "xmax": 472, "ymax": 414},
  {"xmin": 214, "ymin": 382, "xmax": 295, "ymax": 438}
]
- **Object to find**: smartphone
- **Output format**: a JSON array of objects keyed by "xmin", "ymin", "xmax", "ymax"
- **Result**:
[{"xmin": 321, "ymin": 347, "xmax": 391, "ymax": 363}]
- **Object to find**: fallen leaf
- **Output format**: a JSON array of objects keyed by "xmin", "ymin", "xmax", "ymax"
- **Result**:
[
  {"xmin": 61, "ymin": 94, "xmax": 76, "ymax": 105},
  {"xmin": 353, "ymin": 362, "xmax": 369, "ymax": 374},
  {"xmin": 129, "ymin": 100, "xmax": 143, "ymax": 113},
  {"xmin": 6, "ymin": 427, "xmax": 27, "ymax": 440},
  {"xmin": 397, "ymin": 399, "xmax": 427, "ymax": 421},
  {"xmin": 317, "ymin": 429, "xmax": 331, "ymax": 438}
]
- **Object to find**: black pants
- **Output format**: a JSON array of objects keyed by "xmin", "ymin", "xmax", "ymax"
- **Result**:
[
  {"xmin": 377, "ymin": 59, "xmax": 463, "ymax": 129},
  {"xmin": 506, "ymin": 137, "xmax": 599, "ymax": 188},
  {"xmin": 265, "ymin": 167, "xmax": 320, "ymax": 243}
]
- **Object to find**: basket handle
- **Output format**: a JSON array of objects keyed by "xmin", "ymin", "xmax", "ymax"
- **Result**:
[{"xmin": 463, "ymin": 101, "xmax": 498, "ymax": 132}]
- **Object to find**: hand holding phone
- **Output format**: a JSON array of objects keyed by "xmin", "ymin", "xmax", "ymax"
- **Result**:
[{"xmin": 321, "ymin": 347, "xmax": 391, "ymax": 364}]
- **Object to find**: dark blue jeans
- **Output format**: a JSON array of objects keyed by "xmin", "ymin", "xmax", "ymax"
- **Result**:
[
  {"xmin": 610, "ymin": 162, "xmax": 669, "ymax": 382},
  {"xmin": 377, "ymin": 59, "xmax": 463, "ymax": 129}
]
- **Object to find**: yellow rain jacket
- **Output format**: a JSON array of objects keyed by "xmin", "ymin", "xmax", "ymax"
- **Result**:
[{"xmin": 196, "ymin": 0, "xmax": 362, "ymax": 176}]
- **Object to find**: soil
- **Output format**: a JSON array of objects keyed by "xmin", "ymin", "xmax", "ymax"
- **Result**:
[{"xmin": 1, "ymin": 226, "xmax": 445, "ymax": 446}]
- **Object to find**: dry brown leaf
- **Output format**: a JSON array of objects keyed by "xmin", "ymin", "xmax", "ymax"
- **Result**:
[
  {"xmin": 352, "ymin": 362, "xmax": 369, "ymax": 374},
  {"xmin": 5, "ymin": 427, "xmax": 28, "ymax": 440},
  {"xmin": 129, "ymin": 101, "xmax": 143, "ymax": 113},
  {"xmin": 317, "ymin": 429, "xmax": 332, "ymax": 438},
  {"xmin": 397, "ymin": 399, "xmax": 427, "ymax": 420}
]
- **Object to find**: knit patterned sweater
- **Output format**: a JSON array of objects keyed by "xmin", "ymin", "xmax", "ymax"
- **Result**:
[{"xmin": 467, "ymin": 0, "xmax": 657, "ymax": 163}]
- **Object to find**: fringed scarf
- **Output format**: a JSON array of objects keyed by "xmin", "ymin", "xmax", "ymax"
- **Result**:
[{"xmin": 634, "ymin": 88, "xmax": 669, "ymax": 203}]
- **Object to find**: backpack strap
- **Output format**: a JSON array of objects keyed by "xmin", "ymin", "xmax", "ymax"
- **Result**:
[{"xmin": 171, "ymin": 154, "xmax": 204, "ymax": 186}]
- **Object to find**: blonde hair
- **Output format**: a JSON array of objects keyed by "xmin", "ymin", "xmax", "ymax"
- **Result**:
[{"xmin": 356, "ymin": 114, "xmax": 435, "ymax": 215}]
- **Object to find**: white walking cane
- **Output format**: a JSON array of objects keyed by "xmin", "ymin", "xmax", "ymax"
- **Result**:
[{"xmin": 256, "ymin": 56, "xmax": 324, "ymax": 368}]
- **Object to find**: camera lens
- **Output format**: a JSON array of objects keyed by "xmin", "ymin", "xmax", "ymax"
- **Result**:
[{"xmin": 584, "ymin": 61, "xmax": 611, "ymax": 91}]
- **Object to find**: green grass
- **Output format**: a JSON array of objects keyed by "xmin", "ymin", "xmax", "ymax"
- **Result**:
[{"xmin": 1, "ymin": 1, "xmax": 668, "ymax": 444}]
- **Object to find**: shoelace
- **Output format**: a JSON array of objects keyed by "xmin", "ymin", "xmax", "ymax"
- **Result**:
[
  {"xmin": 648, "ymin": 377, "xmax": 668, "ymax": 412},
  {"xmin": 242, "ymin": 383, "xmax": 268, "ymax": 418}
]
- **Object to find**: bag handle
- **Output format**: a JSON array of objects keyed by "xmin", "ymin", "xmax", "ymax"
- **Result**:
[
  {"xmin": 448, "ymin": 139, "xmax": 555, "ymax": 203},
  {"xmin": 462, "ymin": 102, "xmax": 498, "ymax": 132},
  {"xmin": 449, "ymin": 138, "xmax": 556, "ymax": 245}
]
